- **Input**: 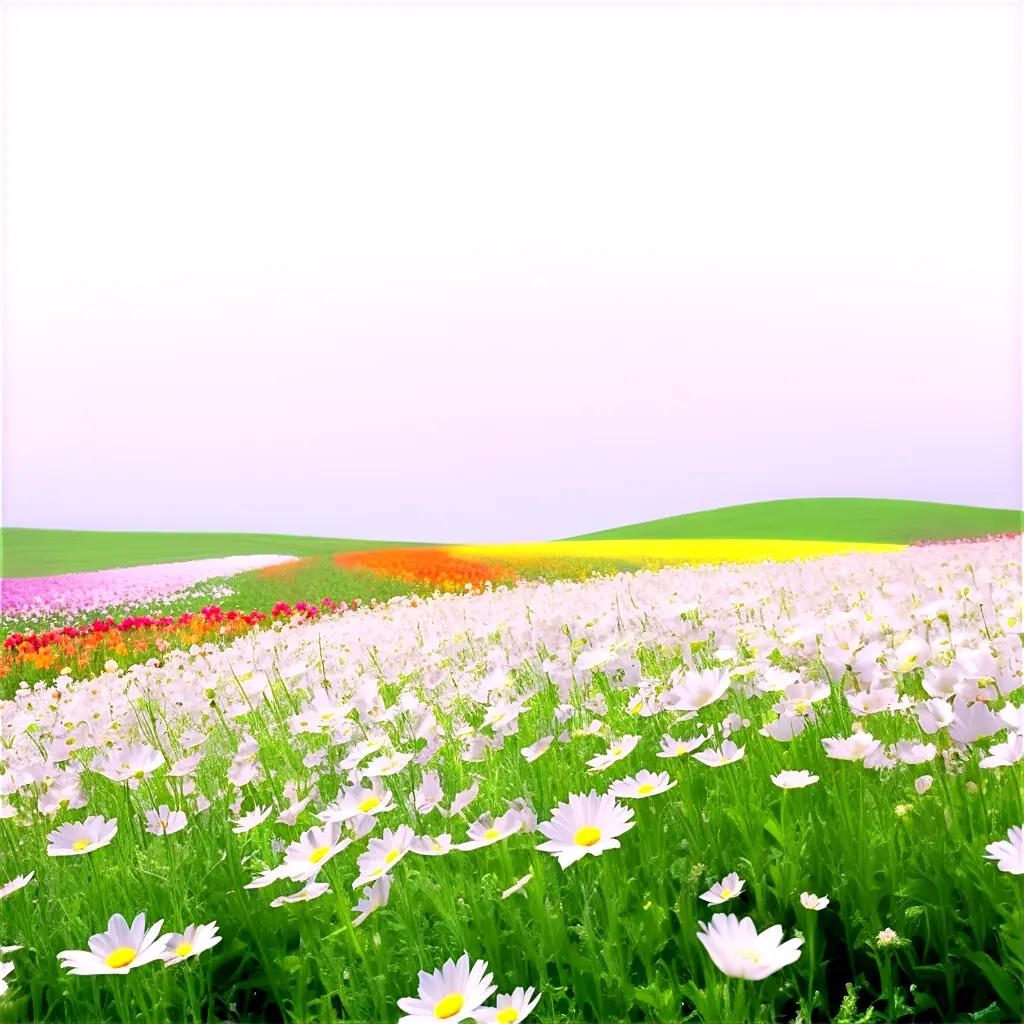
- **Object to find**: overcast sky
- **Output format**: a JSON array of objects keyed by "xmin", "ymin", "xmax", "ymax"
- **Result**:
[{"xmin": 3, "ymin": 1, "xmax": 1020, "ymax": 542}]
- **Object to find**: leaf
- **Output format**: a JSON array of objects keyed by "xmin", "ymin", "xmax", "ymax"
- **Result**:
[{"xmin": 963, "ymin": 953, "xmax": 1023, "ymax": 1017}]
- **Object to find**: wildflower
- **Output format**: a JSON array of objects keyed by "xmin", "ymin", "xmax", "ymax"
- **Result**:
[
  {"xmin": 536, "ymin": 791, "xmax": 635, "ymax": 868},
  {"xmin": 586, "ymin": 734, "xmax": 640, "ymax": 772},
  {"xmin": 397, "ymin": 952, "xmax": 496, "ymax": 1024},
  {"xmin": 458, "ymin": 810, "xmax": 522, "ymax": 851},
  {"xmin": 979, "ymin": 733, "xmax": 1024, "ymax": 769},
  {"xmin": 696, "ymin": 913, "xmax": 803, "ymax": 980},
  {"xmin": 800, "ymin": 892, "xmax": 829, "ymax": 910},
  {"xmin": 984, "ymin": 825, "xmax": 1024, "ymax": 875},
  {"xmin": 0, "ymin": 960, "xmax": 12, "ymax": 997},
  {"xmin": 412, "ymin": 834, "xmax": 455, "ymax": 857},
  {"xmin": 414, "ymin": 771, "xmax": 445, "ymax": 813},
  {"xmin": 875, "ymin": 928, "xmax": 901, "ymax": 948},
  {"xmin": 47, "ymin": 815, "xmax": 118, "ymax": 857},
  {"xmin": 270, "ymin": 881, "xmax": 331, "ymax": 907},
  {"xmin": 58, "ymin": 913, "xmax": 168, "ymax": 975},
  {"xmin": 822, "ymin": 732, "xmax": 882, "ymax": 762},
  {"xmin": 770, "ymin": 770, "xmax": 819, "ymax": 789},
  {"xmin": 352, "ymin": 875, "xmax": 391, "ymax": 927},
  {"xmin": 145, "ymin": 805, "xmax": 187, "ymax": 836},
  {"xmin": 608, "ymin": 770, "xmax": 676, "ymax": 800},
  {"xmin": 894, "ymin": 803, "xmax": 912, "ymax": 818},
  {"xmin": 478, "ymin": 987, "xmax": 542, "ymax": 1024},
  {"xmin": 656, "ymin": 732, "xmax": 708, "ymax": 758},
  {"xmin": 232, "ymin": 805, "xmax": 273, "ymax": 834},
  {"xmin": 320, "ymin": 780, "xmax": 395, "ymax": 823},
  {"xmin": 282, "ymin": 822, "xmax": 351, "ymax": 881},
  {"xmin": 914, "ymin": 775, "xmax": 933, "ymax": 795},
  {"xmin": 161, "ymin": 922, "xmax": 221, "ymax": 965},
  {"xmin": 352, "ymin": 825, "xmax": 416, "ymax": 887},
  {"xmin": 693, "ymin": 741, "xmax": 745, "ymax": 767},
  {"xmin": 520, "ymin": 736, "xmax": 553, "ymax": 763},
  {"xmin": 668, "ymin": 667, "xmax": 732, "ymax": 711},
  {"xmin": 0, "ymin": 872, "xmax": 34, "ymax": 899},
  {"xmin": 701, "ymin": 872, "xmax": 745, "ymax": 904}
]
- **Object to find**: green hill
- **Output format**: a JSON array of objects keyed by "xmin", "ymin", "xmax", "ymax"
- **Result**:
[
  {"xmin": 0, "ymin": 529, "xmax": 416, "ymax": 578},
  {"xmin": 569, "ymin": 498, "xmax": 1023, "ymax": 544}
]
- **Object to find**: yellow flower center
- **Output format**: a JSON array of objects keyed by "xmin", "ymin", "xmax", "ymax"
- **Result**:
[
  {"xmin": 611, "ymin": 747, "xmax": 623, "ymax": 756},
  {"xmin": 484, "ymin": 828, "xmax": 501, "ymax": 840},
  {"xmin": 574, "ymin": 826, "xmax": 602, "ymax": 847},
  {"xmin": 308, "ymin": 845, "xmax": 331, "ymax": 863},
  {"xmin": 356, "ymin": 796, "xmax": 380, "ymax": 813},
  {"xmin": 794, "ymin": 700, "xmax": 810, "ymax": 714},
  {"xmin": 72, "ymin": 839, "xmax": 91, "ymax": 852},
  {"xmin": 434, "ymin": 993, "xmax": 465, "ymax": 1019},
  {"xmin": 736, "ymin": 948, "xmax": 762, "ymax": 963},
  {"xmin": 720, "ymin": 888, "xmax": 732, "ymax": 898},
  {"xmin": 175, "ymin": 942, "xmax": 193, "ymax": 958},
  {"xmin": 636, "ymin": 783, "xmax": 654, "ymax": 795},
  {"xmin": 385, "ymin": 849, "xmax": 400, "ymax": 864},
  {"xmin": 105, "ymin": 947, "xmax": 137, "ymax": 969},
  {"xmin": 496, "ymin": 1009, "xmax": 519, "ymax": 1024}
]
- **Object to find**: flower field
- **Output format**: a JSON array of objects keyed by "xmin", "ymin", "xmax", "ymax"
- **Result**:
[{"xmin": 0, "ymin": 538, "xmax": 1021, "ymax": 1023}]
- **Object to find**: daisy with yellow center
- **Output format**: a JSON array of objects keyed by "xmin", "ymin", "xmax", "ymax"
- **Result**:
[
  {"xmin": 161, "ymin": 921, "xmax": 221, "ymax": 966},
  {"xmin": 352, "ymin": 824, "xmax": 416, "ymax": 888},
  {"xmin": 478, "ymin": 987, "xmax": 543, "ymax": 1024},
  {"xmin": 536, "ymin": 791, "xmax": 635, "ymax": 869},
  {"xmin": 318, "ymin": 780, "xmax": 394, "ymax": 825},
  {"xmin": 281, "ymin": 822, "xmax": 351, "ymax": 882},
  {"xmin": 47, "ymin": 816, "xmax": 118, "ymax": 858},
  {"xmin": 608, "ymin": 769, "xmax": 677, "ymax": 801},
  {"xmin": 397, "ymin": 952, "xmax": 496, "ymax": 1024},
  {"xmin": 58, "ymin": 912, "xmax": 168, "ymax": 976},
  {"xmin": 457, "ymin": 810, "xmax": 523, "ymax": 851},
  {"xmin": 701, "ymin": 872, "xmax": 746, "ymax": 905}
]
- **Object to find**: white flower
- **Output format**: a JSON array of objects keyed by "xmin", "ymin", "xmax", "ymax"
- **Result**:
[
  {"xmin": 161, "ymin": 922, "xmax": 221, "ymax": 965},
  {"xmin": 701, "ymin": 872, "xmax": 745, "ymax": 904},
  {"xmin": 696, "ymin": 913, "xmax": 803, "ymax": 980},
  {"xmin": 397, "ymin": 952, "xmax": 496, "ymax": 1024},
  {"xmin": 58, "ymin": 912, "xmax": 168, "ymax": 975},
  {"xmin": 412, "ymin": 834, "xmax": 455, "ymax": 857},
  {"xmin": 914, "ymin": 775, "xmax": 933, "ymax": 795},
  {"xmin": 0, "ymin": 872, "xmax": 34, "ymax": 900},
  {"xmin": 270, "ymin": 881, "xmax": 331, "ymax": 907},
  {"xmin": 282, "ymin": 822, "xmax": 351, "ymax": 882},
  {"xmin": 47, "ymin": 816, "xmax": 118, "ymax": 857},
  {"xmin": 232, "ymin": 805, "xmax": 273, "ymax": 834},
  {"xmin": 608, "ymin": 769, "xmax": 677, "ymax": 800},
  {"xmin": 536, "ymin": 791, "xmax": 635, "ymax": 868},
  {"xmin": 875, "ymin": 927, "xmax": 901, "ymax": 948},
  {"xmin": 822, "ymin": 732, "xmax": 882, "ymax": 762},
  {"xmin": 352, "ymin": 875, "xmax": 391, "ymax": 927},
  {"xmin": 0, "ymin": 960, "xmax": 13, "ymax": 997},
  {"xmin": 656, "ymin": 732, "xmax": 709, "ymax": 758},
  {"xmin": 520, "ymin": 736, "xmax": 553, "ymax": 763},
  {"xmin": 353, "ymin": 825, "xmax": 416, "ymax": 887},
  {"xmin": 319, "ymin": 780, "xmax": 394, "ymax": 824},
  {"xmin": 693, "ymin": 741, "xmax": 745, "ymax": 768},
  {"xmin": 457, "ymin": 810, "xmax": 522, "ymax": 851},
  {"xmin": 984, "ymin": 825, "xmax": 1024, "ymax": 875},
  {"xmin": 477, "ymin": 986, "xmax": 542, "ymax": 1024},
  {"xmin": 586, "ymin": 734, "xmax": 640, "ymax": 772},
  {"xmin": 770, "ymin": 770, "xmax": 819, "ymax": 789},
  {"xmin": 800, "ymin": 892, "xmax": 829, "ymax": 911},
  {"xmin": 979, "ymin": 733, "xmax": 1024, "ymax": 769},
  {"xmin": 145, "ymin": 805, "xmax": 187, "ymax": 836},
  {"xmin": 668, "ymin": 667, "xmax": 732, "ymax": 711}
]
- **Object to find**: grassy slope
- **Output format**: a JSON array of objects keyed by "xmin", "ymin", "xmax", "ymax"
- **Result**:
[
  {"xmin": 0, "ymin": 528, "xmax": 417, "ymax": 578},
  {"xmin": 570, "ymin": 497, "xmax": 1023, "ymax": 544}
]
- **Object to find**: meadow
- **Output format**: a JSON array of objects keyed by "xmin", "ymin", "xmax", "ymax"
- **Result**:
[{"xmin": 0, "ymin": 509, "xmax": 1021, "ymax": 1023}]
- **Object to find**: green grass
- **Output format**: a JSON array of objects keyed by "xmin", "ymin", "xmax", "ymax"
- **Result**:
[
  {"xmin": 0, "ymin": 529, "xmax": 422, "ymax": 578},
  {"xmin": 570, "ymin": 498, "xmax": 1023, "ymax": 544}
]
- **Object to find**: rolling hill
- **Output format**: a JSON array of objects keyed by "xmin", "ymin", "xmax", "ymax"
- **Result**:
[{"xmin": 569, "ymin": 498, "xmax": 1022, "ymax": 544}]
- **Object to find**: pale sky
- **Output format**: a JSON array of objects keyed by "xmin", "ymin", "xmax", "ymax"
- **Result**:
[{"xmin": 2, "ymin": 1, "xmax": 1021, "ymax": 542}]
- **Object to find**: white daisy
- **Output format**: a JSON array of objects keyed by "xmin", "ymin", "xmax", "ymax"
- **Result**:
[
  {"xmin": 161, "ymin": 922, "xmax": 221, "ymax": 965},
  {"xmin": 457, "ymin": 810, "xmax": 522, "ymax": 851},
  {"xmin": 800, "ymin": 892, "xmax": 829, "ymax": 910},
  {"xmin": 47, "ymin": 816, "xmax": 118, "ymax": 857},
  {"xmin": 700, "ymin": 872, "xmax": 745, "ymax": 904},
  {"xmin": 352, "ymin": 824, "xmax": 416, "ymax": 887},
  {"xmin": 536, "ymin": 790, "xmax": 635, "ymax": 868},
  {"xmin": 58, "ymin": 912, "xmax": 168, "ymax": 975},
  {"xmin": 270, "ymin": 881, "xmax": 331, "ymax": 907},
  {"xmin": 397, "ymin": 952, "xmax": 496, "ymax": 1024},
  {"xmin": 985, "ymin": 825, "xmax": 1024, "ymax": 875},
  {"xmin": 144, "ymin": 805, "xmax": 187, "ymax": 836},
  {"xmin": 282, "ymin": 822, "xmax": 351, "ymax": 882},
  {"xmin": 770, "ymin": 770, "xmax": 819, "ymax": 789},
  {"xmin": 477, "ymin": 986, "xmax": 542, "ymax": 1024},
  {"xmin": 232, "ymin": 805, "xmax": 273, "ymax": 834},
  {"xmin": 352, "ymin": 875, "xmax": 391, "ymax": 927},
  {"xmin": 0, "ymin": 872, "xmax": 34, "ymax": 900},
  {"xmin": 586, "ymin": 734, "xmax": 641, "ymax": 772},
  {"xmin": 696, "ymin": 913, "xmax": 803, "ymax": 980},
  {"xmin": 693, "ymin": 741, "xmax": 745, "ymax": 768},
  {"xmin": 608, "ymin": 769, "xmax": 676, "ymax": 800}
]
